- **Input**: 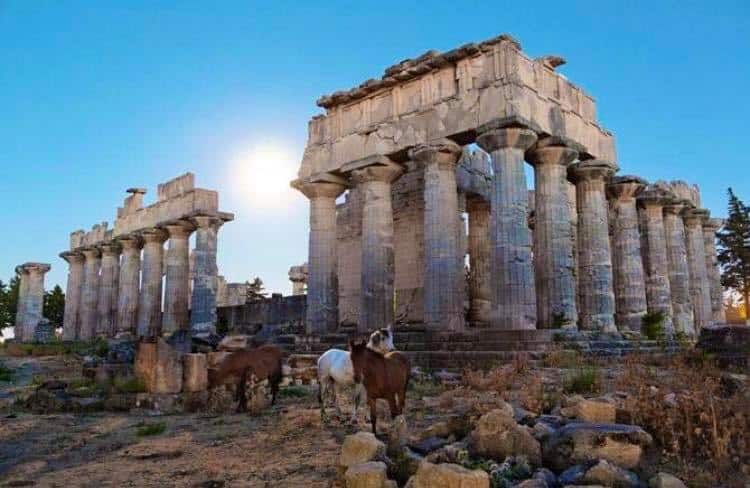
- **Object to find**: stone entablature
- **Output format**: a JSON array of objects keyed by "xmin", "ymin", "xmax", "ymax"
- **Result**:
[{"xmin": 298, "ymin": 34, "xmax": 615, "ymax": 179}]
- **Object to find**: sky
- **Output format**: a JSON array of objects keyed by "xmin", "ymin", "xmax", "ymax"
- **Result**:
[{"xmin": 1, "ymin": 0, "xmax": 748, "ymax": 294}]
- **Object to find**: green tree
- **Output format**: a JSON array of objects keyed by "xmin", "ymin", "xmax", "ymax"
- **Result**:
[
  {"xmin": 245, "ymin": 277, "xmax": 267, "ymax": 302},
  {"xmin": 0, "ymin": 280, "xmax": 12, "ymax": 330},
  {"xmin": 44, "ymin": 285, "xmax": 66, "ymax": 328},
  {"xmin": 717, "ymin": 188, "xmax": 750, "ymax": 324}
]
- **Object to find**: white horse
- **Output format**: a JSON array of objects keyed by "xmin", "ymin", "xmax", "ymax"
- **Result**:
[{"xmin": 317, "ymin": 326, "xmax": 395, "ymax": 423}]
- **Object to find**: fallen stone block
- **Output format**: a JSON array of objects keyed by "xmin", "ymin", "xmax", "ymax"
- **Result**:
[
  {"xmin": 405, "ymin": 461, "xmax": 489, "ymax": 488},
  {"xmin": 344, "ymin": 461, "xmax": 389, "ymax": 488},
  {"xmin": 468, "ymin": 408, "xmax": 541, "ymax": 465},
  {"xmin": 340, "ymin": 432, "xmax": 387, "ymax": 470}
]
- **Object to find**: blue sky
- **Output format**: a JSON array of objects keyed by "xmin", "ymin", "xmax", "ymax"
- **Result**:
[{"xmin": 1, "ymin": 1, "xmax": 748, "ymax": 294}]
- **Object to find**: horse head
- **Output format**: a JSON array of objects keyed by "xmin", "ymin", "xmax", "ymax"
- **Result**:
[
  {"xmin": 348, "ymin": 339, "xmax": 369, "ymax": 383},
  {"xmin": 367, "ymin": 324, "xmax": 395, "ymax": 354}
]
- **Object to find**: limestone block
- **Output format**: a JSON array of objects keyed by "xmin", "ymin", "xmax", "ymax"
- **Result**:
[
  {"xmin": 339, "ymin": 432, "xmax": 386, "ymax": 469},
  {"xmin": 344, "ymin": 461, "xmax": 389, "ymax": 488},
  {"xmin": 183, "ymin": 353, "xmax": 208, "ymax": 392},
  {"xmin": 560, "ymin": 396, "xmax": 616, "ymax": 423},
  {"xmin": 405, "ymin": 461, "xmax": 489, "ymax": 488},
  {"xmin": 134, "ymin": 339, "xmax": 183, "ymax": 394},
  {"xmin": 649, "ymin": 472, "xmax": 687, "ymax": 488},
  {"xmin": 581, "ymin": 459, "xmax": 641, "ymax": 487},
  {"xmin": 542, "ymin": 423, "xmax": 653, "ymax": 472},
  {"xmin": 468, "ymin": 408, "xmax": 541, "ymax": 465}
]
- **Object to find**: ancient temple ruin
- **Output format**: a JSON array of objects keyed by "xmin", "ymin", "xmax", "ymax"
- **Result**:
[
  {"xmin": 292, "ymin": 34, "xmax": 725, "ymax": 338},
  {"xmin": 59, "ymin": 173, "xmax": 234, "ymax": 342},
  {"xmin": 14, "ymin": 262, "xmax": 52, "ymax": 342}
]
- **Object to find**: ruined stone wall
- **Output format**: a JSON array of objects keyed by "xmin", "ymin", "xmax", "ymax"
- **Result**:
[
  {"xmin": 336, "ymin": 188, "xmax": 364, "ymax": 326},
  {"xmin": 217, "ymin": 294, "xmax": 306, "ymax": 333}
]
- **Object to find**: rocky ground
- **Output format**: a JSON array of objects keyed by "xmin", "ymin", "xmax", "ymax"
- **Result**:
[{"xmin": 0, "ymin": 348, "xmax": 747, "ymax": 488}]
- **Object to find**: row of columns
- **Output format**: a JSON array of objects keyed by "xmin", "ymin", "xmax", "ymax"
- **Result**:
[
  {"xmin": 296, "ymin": 118, "xmax": 724, "ymax": 336},
  {"xmin": 14, "ymin": 263, "xmax": 51, "ymax": 342},
  {"xmin": 60, "ymin": 216, "xmax": 224, "ymax": 342}
]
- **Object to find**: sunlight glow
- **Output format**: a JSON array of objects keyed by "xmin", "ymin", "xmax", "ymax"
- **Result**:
[{"xmin": 228, "ymin": 142, "xmax": 299, "ymax": 212}]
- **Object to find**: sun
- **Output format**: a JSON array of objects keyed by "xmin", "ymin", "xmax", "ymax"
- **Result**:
[{"xmin": 229, "ymin": 142, "xmax": 299, "ymax": 212}]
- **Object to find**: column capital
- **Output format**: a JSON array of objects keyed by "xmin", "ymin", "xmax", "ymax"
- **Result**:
[
  {"xmin": 139, "ymin": 227, "xmax": 169, "ymax": 244},
  {"xmin": 526, "ymin": 136, "xmax": 582, "ymax": 167},
  {"xmin": 191, "ymin": 214, "xmax": 225, "ymax": 231},
  {"xmin": 637, "ymin": 186, "xmax": 674, "ymax": 208},
  {"xmin": 349, "ymin": 159, "xmax": 404, "ymax": 186},
  {"xmin": 663, "ymin": 199, "xmax": 691, "ymax": 216},
  {"xmin": 291, "ymin": 174, "xmax": 348, "ymax": 200},
  {"xmin": 98, "ymin": 242, "xmax": 122, "ymax": 256},
  {"xmin": 59, "ymin": 251, "xmax": 85, "ymax": 264},
  {"xmin": 568, "ymin": 159, "xmax": 618, "ymax": 183},
  {"xmin": 466, "ymin": 195, "xmax": 490, "ymax": 213},
  {"xmin": 115, "ymin": 234, "xmax": 144, "ymax": 251},
  {"xmin": 607, "ymin": 175, "xmax": 647, "ymax": 201},
  {"xmin": 16, "ymin": 262, "xmax": 51, "ymax": 275},
  {"xmin": 80, "ymin": 247, "xmax": 101, "ymax": 259},
  {"xmin": 683, "ymin": 208, "xmax": 710, "ymax": 227},
  {"xmin": 703, "ymin": 217, "xmax": 724, "ymax": 233},
  {"xmin": 476, "ymin": 124, "xmax": 538, "ymax": 153},
  {"xmin": 408, "ymin": 138, "xmax": 462, "ymax": 170},
  {"xmin": 163, "ymin": 220, "xmax": 195, "ymax": 239}
]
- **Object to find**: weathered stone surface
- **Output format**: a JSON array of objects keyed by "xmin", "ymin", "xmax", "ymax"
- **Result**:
[
  {"xmin": 79, "ymin": 249, "xmax": 101, "ymax": 340},
  {"xmin": 218, "ymin": 335, "xmax": 250, "ymax": 352},
  {"xmin": 340, "ymin": 432, "xmax": 387, "ymax": 469},
  {"xmin": 683, "ymin": 209, "xmax": 713, "ymax": 330},
  {"xmin": 183, "ymin": 353, "xmax": 208, "ymax": 392},
  {"xmin": 476, "ymin": 123, "xmax": 538, "ymax": 330},
  {"xmin": 96, "ymin": 243, "xmax": 120, "ymax": 337},
  {"xmin": 607, "ymin": 176, "xmax": 648, "ymax": 332},
  {"xmin": 60, "ymin": 252, "xmax": 84, "ymax": 341},
  {"xmin": 14, "ymin": 263, "xmax": 51, "ymax": 342},
  {"xmin": 137, "ymin": 228, "xmax": 168, "ymax": 338},
  {"xmin": 648, "ymin": 472, "xmax": 687, "ymax": 488},
  {"xmin": 163, "ymin": 222, "xmax": 194, "ymax": 335},
  {"xmin": 581, "ymin": 459, "xmax": 641, "ymax": 487},
  {"xmin": 663, "ymin": 201, "xmax": 695, "ymax": 336},
  {"xmin": 191, "ymin": 216, "xmax": 224, "ymax": 336},
  {"xmin": 560, "ymin": 396, "xmax": 616, "ymax": 423},
  {"xmin": 468, "ymin": 408, "xmax": 541, "ymax": 465},
  {"xmin": 405, "ymin": 462, "xmax": 489, "ymax": 488},
  {"xmin": 134, "ymin": 339, "xmax": 183, "ymax": 394},
  {"xmin": 527, "ymin": 137, "xmax": 579, "ymax": 328},
  {"xmin": 696, "ymin": 325, "xmax": 750, "ymax": 367},
  {"xmin": 115, "ymin": 236, "xmax": 142, "ymax": 337},
  {"xmin": 345, "ymin": 461, "xmax": 389, "ymax": 488},
  {"xmin": 409, "ymin": 139, "xmax": 465, "ymax": 331},
  {"xmin": 702, "ymin": 218, "xmax": 726, "ymax": 323},
  {"xmin": 542, "ymin": 423, "xmax": 652, "ymax": 472},
  {"xmin": 569, "ymin": 160, "xmax": 619, "ymax": 332},
  {"xmin": 293, "ymin": 178, "xmax": 348, "ymax": 334},
  {"xmin": 467, "ymin": 197, "xmax": 491, "ymax": 323}
]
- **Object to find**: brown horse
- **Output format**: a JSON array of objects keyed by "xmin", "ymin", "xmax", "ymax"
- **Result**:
[
  {"xmin": 208, "ymin": 344, "xmax": 284, "ymax": 413},
  {"xmin": 349, "ymin": 339, "xmax": 410, "ymax": 434}
]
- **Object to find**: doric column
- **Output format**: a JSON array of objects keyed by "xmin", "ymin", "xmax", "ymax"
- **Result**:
[
  {"xmin": 663, "ymin": 200, "xmax": 695, "ymax": 336},
  {"xmin": 684, "ymin": 208, "xmax": 713, "ymax": 330},
  {"xmin": 476, "ymin": 119, "xmax": 538, "ymax": 330},
  {"xmin": 292, "ymin": 176, "xmax": 348, "ymax": 334},
  {"xmin": 409, "ymin": 139, "xmax": 465, "ymax": 331},
  {"xmin": 137, "ymin": 228, "xmax": 168, "ymax": 338},
  {"xmin": 569, "ymin": 159, "xmax": 619, "ymax": 332},
  {"xmin": 115, "ymin": 235, "xmax": 142, "ymax": 337},
  {"xmin": 527, "ymin": 136, "xmax": 580, "ymax": 328},
  {"xmin": 350, "ymin": 159, "xmax": 404, "ymax": 333},
  {"xmin": 163, "ymin": 221, "xmax": 195, "ymax": 335},
  {"xmin": 79, "ymin": 248, "xmax": 101, "ymax": 340},
  {"xmin": 60, "ymin": 252, "xmax": 85, "ymax": 340},
  {"xmin": 14, "ymin": 267, "xmax": 30, "ymax": 340},
  {"xmin": 702, "ymin": 218, "xmax": 725, "ymax": 323},
  {"xmin": 289, "ymin": 264, "xmax": 308, "ymax": 296},
  {"xmin": 190, "ymin": 215, "xmax": 224, "ymax": 337},
  {"xmin": 607, "ymin": 176, "xmax": 648, "ymax": 331},
  {"xmin": 467, "ymin": 197, "xmax": 491, "ymax": 324},
  {"xmin": 14, "ymin": 263, "xmax": 51, "ymax": 342},
  {"xmin": 97, "ymin": 243, "xmax": 121, "ymax": 337},
  {"xmin": 637, "ymin": 187, "xmax": 674, "ymax": 333}
]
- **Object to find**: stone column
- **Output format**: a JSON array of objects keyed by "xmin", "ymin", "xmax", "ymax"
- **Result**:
[
  {"xmin": 97, "ymin": 243, "xmax": 121, "ymax": 338},
  {"xmin": 190, "ymin": 215, "xmax": 223, "ymax": 337},
  {"xmin": 607, "ymin": 176, "xmax": 648, "ymax": 331},
  {"xmin": 79, "ymin": 248, "xmax": 101, "ymax": 340},
  {"xmin": 684, "ymin": 208, "xmax": 713, "ymax": 330},
  {"xmin": 409, "ymin": 139, "xmax": 465, "ymax": 331},
  {"xmin": 569, "ymin": 160, "xmax": 619, "ymax": 332},
  {"xmin": 289, "ymin": 264, "xmax": 308, "ymax": 296},
  {"xmin": 137, "ymin": 228, "xmax": 168, "ymax": 338},
  {"xmin": 702, "ymin": 218, "xmax": 725, "ymax": 323},
  {"xmin": 351, "ymin": 161, "xmax": 403, "ymax": 333},
  {"xmin": 60, "ymin": 252, "xmax": 84, "ymax": 340},
  {"xmin": 116, "ymin": 235, "xmax": 142, "ymax": 337},
  {"xmin": 163, "ymin": 221, "xmax": 195, "ymax": 335},
  {"xmin": 637, "ymin": 187, "xmax": 674, "ymax": 333},
  {"xmin": 293, "ymin": 176, "xmax": 348, "ymax": 334},
  {"xmin": 476, "ymin": 119, "xmax": 538, "ymax": 330},
  {"xmin": 14, "ymin": 263, "xmax": 51, "ymax": 342},
  {"xmin": 663, "ymin": 200, "xmax": 695, "ymax": 336},
  {"xmin": 527, "ymin": 137, "xmax": 580, "ymax": 328},
  {"xmin": 467, "ymin": 197, "xmax": 491, "ymax": 323}
]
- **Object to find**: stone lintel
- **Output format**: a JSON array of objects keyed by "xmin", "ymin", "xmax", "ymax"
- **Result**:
[
  {"xmin": 531, "ymin": 134, "xmax": 587, "ymax": 153},
  {"xmin": 340, "ymin": 154, "xmax": 399, "ymax": 174},
  {"xmin": 568, "ymin": 159, "xmax": 618, "ymax": 182}
]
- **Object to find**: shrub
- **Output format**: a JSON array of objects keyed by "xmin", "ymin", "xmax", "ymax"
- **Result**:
[
  {"xmin": 136, "ymin": 421, "xmax": 167, "ymax": 437},
  {"xmin": 563, "ymin": 366, "xmax": 601, "ymax": 394},
  {"xmin": 278, "ymin": 385, "xmax": 309, "ymax": 398},
  {"xmin": 112, "ymin": 376, "xmax": 146, "ymax": 394},
  {"xmin": 641, "ymin": 311, "xmax": 665, "ymax": 340},
  {"xmin": 0, "ymin": 362, "xmax": 14, "ymax": 382}
]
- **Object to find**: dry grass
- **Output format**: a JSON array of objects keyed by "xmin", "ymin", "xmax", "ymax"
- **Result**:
[{"xmin": 616, "ymin": 351, "xmax": 749, "ymax": 484}]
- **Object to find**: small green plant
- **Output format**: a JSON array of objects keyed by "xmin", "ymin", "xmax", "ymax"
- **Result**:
[
  {"xmin": 563, "ymin": 366, "xmax": 601, "ymax": 394},
  {"xmin": 136, "ymin": 421, "xmax": 167, "ymax": 437},
  {"xmin": 641, "ymin": 312, "xmax": 665, "ymax": 340},
  {"xmin": 278, "ymin": 385, "xmax": 309, "ymax": 398},
  {"xmin": 551, "ymin": 312, "xmax": 571, "ymax": 329},
  {"xmin": 0, "ymin": 362, "xmax": 14, "ymax": 382},
  {"xmin": 112, "ymin": 376, "xmax": 146, "ymax": 394}
]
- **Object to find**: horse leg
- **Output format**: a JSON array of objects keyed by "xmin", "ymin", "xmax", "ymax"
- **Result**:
[
  {"xmin": 270, "ymin": 371, "xmax": 280, "ymax": 406},
  {"xmin": 368, "ymin": 397, "xmax": 378, "ymax": 434},
  {"xmin": 350, "ymin": 382, "xmax": 363, "ymax": 425},
  {"xmin": 387, "ymin": 394, "xmax": 398, "ymax": 419},
  {"xmin": 236, "ymin": 369, "xmax": 248, "ymax": 413}
]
